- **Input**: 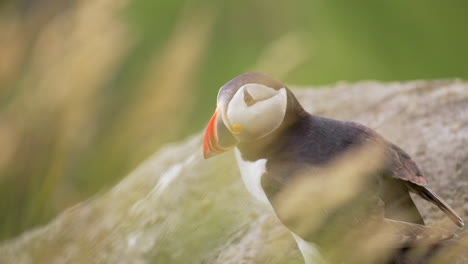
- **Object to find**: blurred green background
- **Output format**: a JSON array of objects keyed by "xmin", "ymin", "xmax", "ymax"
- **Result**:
[{"xmin": 0, "ymin": 0, "xmax": 467, "ymax": 241}]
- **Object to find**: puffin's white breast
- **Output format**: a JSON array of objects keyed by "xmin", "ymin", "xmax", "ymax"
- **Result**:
[
  {"xmin": 234, "ymin": 148, "xmax": 270, "ymax": 205},
  {"xmin": 235, "ymin": 149, "xmax": 325, "ymax": 263},
  {"xmin": 292, "ymin": 233, "xmax": 326, "ymax": 264}
]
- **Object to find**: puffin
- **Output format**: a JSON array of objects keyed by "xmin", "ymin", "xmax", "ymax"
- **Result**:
[{"xmin": 203, "ymin": 72, "xmax": 464, "ymax": 263}]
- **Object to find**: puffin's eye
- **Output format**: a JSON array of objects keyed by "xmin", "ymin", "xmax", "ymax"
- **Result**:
[{"xmin": 243, "ymin": 89, "xmax": 257, "ymax": 106}]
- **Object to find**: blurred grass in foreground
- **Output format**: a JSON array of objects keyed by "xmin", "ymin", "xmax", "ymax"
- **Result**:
[{"xmin": 1, "ymin": 0, "xmax": 468, "ymax": 242}]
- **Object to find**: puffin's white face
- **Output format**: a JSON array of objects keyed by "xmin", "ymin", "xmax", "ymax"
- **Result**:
[
  {"xmin": 223, "ymin": 83, "xmax": 287, "ymax": 141},
  {"xmin": 204, "ymin": 72, "xmax": 289, "ymax": 159}
]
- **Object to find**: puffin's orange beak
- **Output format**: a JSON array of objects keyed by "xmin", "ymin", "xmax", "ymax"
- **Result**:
[{"xmin": 203, "ymin": 108, "xmax": 238, "ymax": 159}]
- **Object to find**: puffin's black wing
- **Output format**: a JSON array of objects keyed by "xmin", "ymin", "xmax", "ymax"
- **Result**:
[
  {"xmin": 347, "ymin": 122, "xmax": 463, "ymax": 228},
  {"xmin": 386, "ymin": 144, "xmax": 426, "ymax": 186},
  {"xmin": 343, "ymin": 122, "xmax": 423, "ymax": 185},
  {"xmin": 385, "ymin": 137, "xmax": 464, "ymax": 228},
  {"xmin": 343, "ymin": 122, "xmax": 425, "ymax": 224}
]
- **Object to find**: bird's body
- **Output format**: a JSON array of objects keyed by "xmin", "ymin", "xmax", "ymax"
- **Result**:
[
  {"xmin": 236, "ymin": 112, "xmax": 432, "ymax": 226},
  {"xmin": 203, "ymin": 72, "xmax": 464, "ymax": 263}
]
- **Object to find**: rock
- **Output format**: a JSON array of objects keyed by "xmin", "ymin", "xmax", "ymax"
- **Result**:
[{"xmin": 0, "ymin": 80, "xmax": 467, "ymax": 264}]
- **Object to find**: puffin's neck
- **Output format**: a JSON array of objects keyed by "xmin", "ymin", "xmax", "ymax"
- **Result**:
[{"xmin": 237, "ymin": 90, "xmax": 307, "ymax": 161}]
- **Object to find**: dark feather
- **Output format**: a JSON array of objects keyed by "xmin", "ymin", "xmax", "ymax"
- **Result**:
[
  {"xmin": 414, "ymin": 185, "xmax": 464, "ymax": 228},
  {"xmin": 385, "ymin": 143, "xmax": 463, "ymax": 228},
  {"xmin": 348, "ymin": 122, "xmax": 463, "ymax": 228},
  {"xmin": 386, "ymin": 144, "xmax": 426, "ymax": 186}
]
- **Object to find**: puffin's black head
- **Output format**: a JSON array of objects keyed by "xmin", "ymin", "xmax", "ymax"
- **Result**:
[{"xmin": 204, "ymin": 72, "xmax": 292, "ymax": 159}]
